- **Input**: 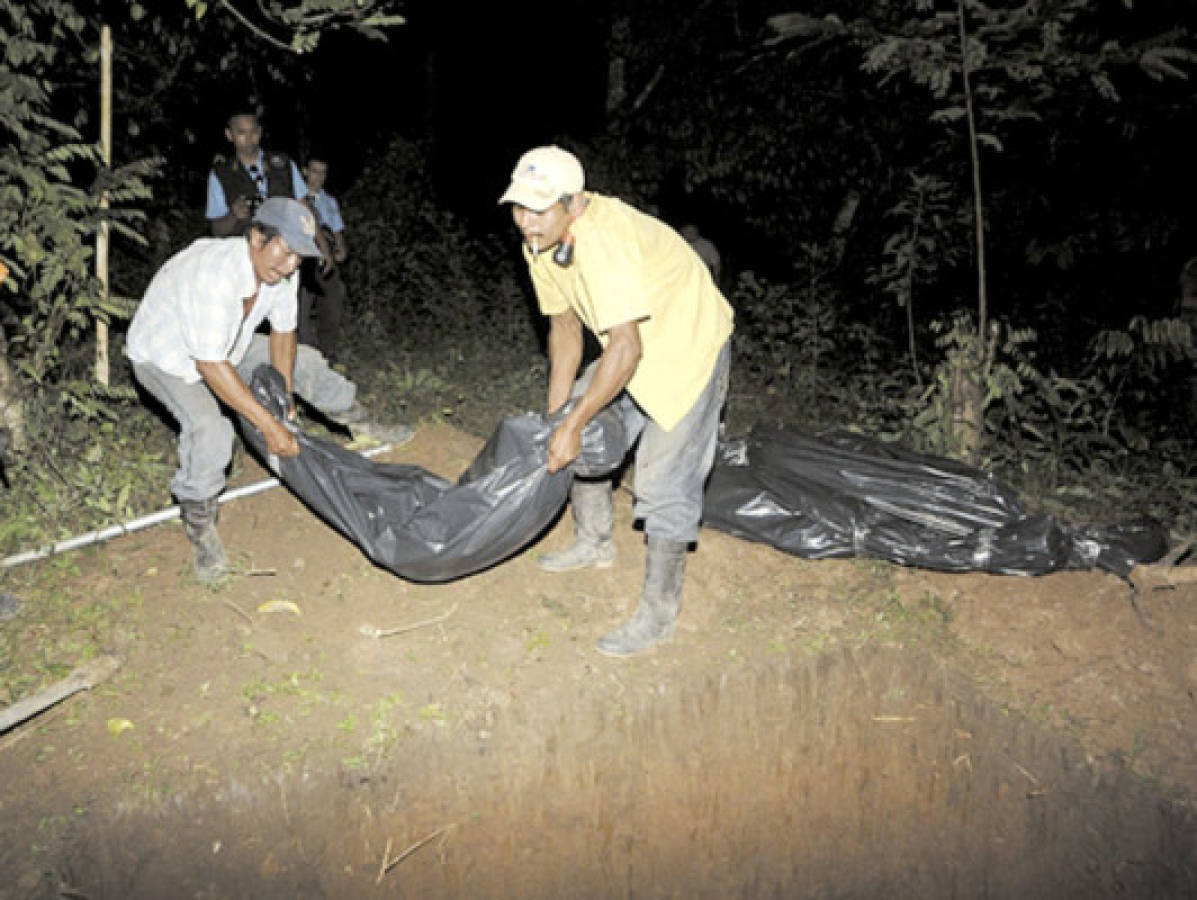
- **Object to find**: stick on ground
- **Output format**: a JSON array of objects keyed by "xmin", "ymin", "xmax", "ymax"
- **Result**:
[
  {"xmin": 0, "ymin": 655, "xmax": 122, "ymax": 734},
  {"xmin": 376, "ymin": 823, "xmax": 456, "ymax": 883},
  {"xmin": 359, "ymin": 603, "xmax": 460, "ymax": 639}
]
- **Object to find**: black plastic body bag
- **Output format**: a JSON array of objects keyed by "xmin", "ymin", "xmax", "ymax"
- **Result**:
[
  {"xmin": 702, "ymin": 427, "xmax": 1169, "ymax": 578},
  {"xmin": 239, "ymin": 366, "xmax": 626, "ymax": 583}
]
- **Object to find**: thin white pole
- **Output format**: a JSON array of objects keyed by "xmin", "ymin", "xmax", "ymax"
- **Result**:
[
  {"xmin": 95, "ymin": 24, "xmax": 112, "ymax": 387},
  {"xmin": 1, "ymin": 443, "xmax": 391, "ymax": 570}
]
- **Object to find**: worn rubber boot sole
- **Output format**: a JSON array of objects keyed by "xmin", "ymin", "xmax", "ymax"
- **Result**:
[
  {"xmin": 350, "ymin": 422, "xmax": 416, "ymax": 447},
  {"xmin": 595, "ymin": 639, "xmax": 665, "ymax": 659},
  {"xmin": 192, "ymin": 528, "xmax": 230, "ymax": 583},
  {"xmin": 595, "ymin": 625, "xmax": 674, "ymax": 658},
  {"xmin": 536, "ymin": 542, "xmax": 617, "ymax": 573},
  {"xmin": 595, "ymin": 611, "xmax": 675, "ymax": 657}
]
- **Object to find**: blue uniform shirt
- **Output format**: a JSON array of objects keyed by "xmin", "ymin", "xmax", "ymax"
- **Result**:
[
  {"xmin": 309, "ymin": 190, "xmax": 345, "ymax": 233},
  {"xmin": 205, "ymin": 150, "xmax": 308, "ymax": 219}
]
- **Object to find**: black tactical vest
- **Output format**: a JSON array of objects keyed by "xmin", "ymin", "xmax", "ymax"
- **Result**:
[{"xmin": 211, "ymin": 150, "xmax": 296, "ymax": 235}]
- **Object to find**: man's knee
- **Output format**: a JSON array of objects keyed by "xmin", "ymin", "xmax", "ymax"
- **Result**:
[
  {"xmin": 294, "ymin": 342, "xmax": 329, "ymax": 371},
  {"xmin": 291, "ymin": 343, "xmax": 355, "ymax": 412},
  {"xmin": 293, "ymin": 343, "xmax": 330, "ymax": 391}
]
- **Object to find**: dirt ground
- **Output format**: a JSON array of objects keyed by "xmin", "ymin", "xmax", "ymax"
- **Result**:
[{"xmin": 1, "ymin": 422, "xmax": 1195, "ymax": 898}]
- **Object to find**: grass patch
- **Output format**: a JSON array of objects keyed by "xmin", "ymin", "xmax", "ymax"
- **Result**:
[
  {"xmin": 834, "ymin": 560, "xmax": 958, "ymax": 653},
  {"xmin": 0, "ymin": 561, "xmax": 140, "ymax": 706}
]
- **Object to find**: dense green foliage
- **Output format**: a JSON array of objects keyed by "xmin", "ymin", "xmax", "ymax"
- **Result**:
[
  {"xmin": 0, "ymin": 0, "xmax": 1193, "ymax": 559},
  {"xmin": 0, "ymin": 0, "xmax": 408, "ymax": 548},
  {"xmin": 589, "ymin": 0, "xmax": 1195, "ymax": 525},
  {"xmin": 1, "ymin": 0, "xmax": 156, "ymax": 484}
]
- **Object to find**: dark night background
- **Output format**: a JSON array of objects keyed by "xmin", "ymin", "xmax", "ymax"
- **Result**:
[
  {"xmin": 162, "ymin": 0, "xmax": 1194, "ymax": 327},
  {"xmin": 192, "ymin": 4, "xmax": 612, "ymax": 240}
]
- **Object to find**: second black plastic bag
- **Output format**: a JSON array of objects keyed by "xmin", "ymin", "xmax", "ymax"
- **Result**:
[{"xmin": 703, "ymin": 426, "xmax": 1168, "ymax": 578}]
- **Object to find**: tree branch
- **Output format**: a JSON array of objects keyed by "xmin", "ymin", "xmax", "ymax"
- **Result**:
[
  {"xmin": 623, "ymin": 0, "xmax": 717, "ymax": 116},
  {"xmin": 220, "ymin": 0, "xmax": 293, "ymax": 52}
]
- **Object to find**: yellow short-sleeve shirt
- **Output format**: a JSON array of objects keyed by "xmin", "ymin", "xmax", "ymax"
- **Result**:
[{"xmin": 526, "ymin": 193, "xmax": 734, "ymax": 431}]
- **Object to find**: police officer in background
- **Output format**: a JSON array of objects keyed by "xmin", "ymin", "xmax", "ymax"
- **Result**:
[
  {"xmin": 297, "ymin": 155, "xmax": 350, "ymax": 361},
  {"xmin": 206, "ymin": 108, "xmax": 309, "ymax": 238}
]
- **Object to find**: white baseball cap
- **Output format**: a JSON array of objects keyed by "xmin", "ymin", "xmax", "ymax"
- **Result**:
[{"xmin": 497, "ymin": 146, "xmax": 585, "ymax": 211}]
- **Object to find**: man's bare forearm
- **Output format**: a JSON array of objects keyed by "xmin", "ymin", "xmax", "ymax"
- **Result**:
[
  {"xmin": 196, "ymin": 358, "xmax": 299, "ymax": 456},
  {"xmin": 543, "ymin": 321, "xmax": 641, "ymax": 474},
  {"xmin": 562, "ymin": 323, "xmax": 641, "ymax": 432},
  {"xmin": 546, "ymin": 311, "xmax": 584, "ymax": 414}
]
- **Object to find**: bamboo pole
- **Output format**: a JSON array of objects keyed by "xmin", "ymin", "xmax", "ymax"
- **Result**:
[{"xmin": 95, "ymin": 24, "xmax": 112, "ymax": 386}]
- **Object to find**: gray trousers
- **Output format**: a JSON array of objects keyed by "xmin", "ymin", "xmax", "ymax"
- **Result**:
[
  {"xmin": 132, "ymin": 334, "xmax": 356, "ymax": 501},
  {"xmin": 573, "ymin": 341, "xmax": 730, "ymax": 544}
]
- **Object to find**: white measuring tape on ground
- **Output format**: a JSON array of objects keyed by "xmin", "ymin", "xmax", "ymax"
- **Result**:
[{"xmin": 1, "ymin": 443, "xmax": 393, "ymax": 570}]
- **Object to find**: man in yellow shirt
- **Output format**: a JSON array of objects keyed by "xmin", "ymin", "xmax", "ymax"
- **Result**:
[{"xmin": 499, "ymin": 146, "xmax": 734, "ymax": 656}]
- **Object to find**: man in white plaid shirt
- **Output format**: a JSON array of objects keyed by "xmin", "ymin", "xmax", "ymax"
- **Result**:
[{"xmin": 127, "ymin": 198, "xmax": 413, "ymax": 581}]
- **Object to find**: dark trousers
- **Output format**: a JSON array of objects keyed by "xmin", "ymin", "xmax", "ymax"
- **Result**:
[{"xmin": 298, "ymin": 263, "xmax": 347, "ymax": 360}]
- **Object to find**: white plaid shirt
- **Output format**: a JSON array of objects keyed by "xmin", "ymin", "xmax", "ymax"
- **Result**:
[{"xmin": 125, "ymin": 237, "xmax": 298, "ymax": 383}]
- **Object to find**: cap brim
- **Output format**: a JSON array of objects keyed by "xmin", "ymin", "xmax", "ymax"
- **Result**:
[
  {"xmin": 282, "ymin": 232, "xmax": 322, "ymax": 258},
  {"xmin": 497, "ymin": 182, "xmax": 558, "ymax": 211}
]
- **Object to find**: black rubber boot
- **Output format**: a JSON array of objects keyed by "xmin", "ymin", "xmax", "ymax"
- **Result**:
[
  {"xmin": 537, "ymin": 480, "xmax": 617, "ymax": 573},
  {"xmin": 179, "ymin": 497, "xmax": 230, "ymax": 583},
  {"xmin": 595, "ymin": 537, "xmax": 687, "ymax": 657}
]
